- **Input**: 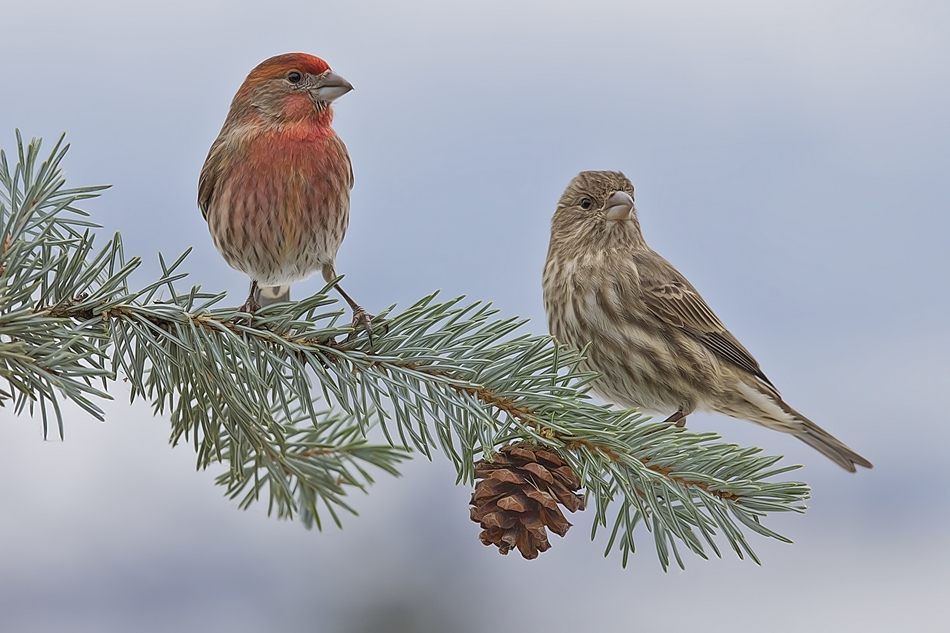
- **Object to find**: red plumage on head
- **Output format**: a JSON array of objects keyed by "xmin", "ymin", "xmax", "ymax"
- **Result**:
[{"xmin": 243, "ymin": 53, "xmax": 331, "ymax": 86}]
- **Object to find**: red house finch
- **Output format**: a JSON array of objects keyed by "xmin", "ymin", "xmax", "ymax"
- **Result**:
[
  {"xmin": 542, "ymin": 171, "xmax": 872, "ymax": 472},
  {"xmin": 199, "ymin": 52, "xmax": 370, "ymax": 330}
]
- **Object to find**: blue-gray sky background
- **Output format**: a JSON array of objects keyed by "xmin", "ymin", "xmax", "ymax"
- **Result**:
[{"xmin": 1, "ymin": 1, "xmax": 947, "ymax": 631}]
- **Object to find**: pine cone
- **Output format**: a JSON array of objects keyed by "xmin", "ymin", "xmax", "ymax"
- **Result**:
[{"xmin": 469, "ymin": 442, "xmax": 585, "ymax": 559}]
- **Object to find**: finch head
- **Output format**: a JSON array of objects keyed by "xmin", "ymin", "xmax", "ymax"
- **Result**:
[
  {"xmin": 550, "ymin": 171, "xmax": 645, "ymax": 254},
  {"xmin": 228, "ymin": 52, "xmax": 353, "ymax": 125}
]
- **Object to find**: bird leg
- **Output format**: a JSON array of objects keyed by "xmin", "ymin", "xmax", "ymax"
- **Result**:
[
  {"xmin": 240, "ymin": 280, "xmax": 262, "ymax": 314},
  {"xmin": 334, "ymin": 284, "xmax": 374, "ymax": 344},
  {"xmin": 664, "ymin": 409, "xmax": 687, "ymax": 427}
]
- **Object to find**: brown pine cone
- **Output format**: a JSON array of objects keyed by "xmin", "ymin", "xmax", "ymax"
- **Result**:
[{"xmin": 469, "ymin": 442, "xmax": 585, "ymax": 559}]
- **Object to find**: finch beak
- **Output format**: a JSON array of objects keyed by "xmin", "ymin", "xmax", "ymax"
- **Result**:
[
  {"xmin": 604, "ymin": 191, "xmax": 635, "ymax": 221},
  {"xmin": 311, "ymin": 71, "xmax": 354, "ymax": 102}
]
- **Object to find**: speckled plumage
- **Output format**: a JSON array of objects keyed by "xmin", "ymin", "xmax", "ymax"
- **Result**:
[{"xmin": 543, "ymin": 171, "xmax": 871, "ymax": 472}]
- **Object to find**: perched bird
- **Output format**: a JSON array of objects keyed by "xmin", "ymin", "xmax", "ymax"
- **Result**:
[
  {"xmin": 542, "ymin": 171, "xmax": 872, "ymax": 472},
  {"xmin": 199, "ymin": 52, "xmax": 371, "ymax": 330}
]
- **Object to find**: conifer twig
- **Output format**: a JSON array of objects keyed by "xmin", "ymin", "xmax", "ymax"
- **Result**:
[{"xmin": 0, "ymin": 132, "xmax": 810, "ymax": 569}]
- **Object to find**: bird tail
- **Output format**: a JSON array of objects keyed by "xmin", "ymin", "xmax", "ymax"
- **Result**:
[
  {"xmin": 791, "ymin": 415, "xmax": 873, "ymax": 473},
  {"xmin": 255, "ymin": 285, "xmax": 290, "ymax": 306},
  {"xmin": 734, "ymin": 379, "xmax": 873, "ymax": 472}
]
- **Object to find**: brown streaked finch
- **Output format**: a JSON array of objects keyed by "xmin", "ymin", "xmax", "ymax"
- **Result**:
[
  {"xmin": 542, "ymin": 170, "xmax": 872, "ymax": 472},
  {"xmin": 198, "ymin": 52, "xmax": 371, "ymax": 332}
]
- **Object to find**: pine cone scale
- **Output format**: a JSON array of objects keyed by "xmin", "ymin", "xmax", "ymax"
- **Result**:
[
  {"xmin": 496, "ymin": 492, "xmax": 531, "ymax": 513},
  {"xmin": 522, "ymin": 462, "xmax": 555, "ymax": 484}
]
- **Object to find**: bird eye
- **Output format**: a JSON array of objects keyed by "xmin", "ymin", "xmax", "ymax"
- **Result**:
[
  {"xmin": 287, "ymin": 71, "xmax": 302, "ymax": 84},
  {"xmin": 580, "ymin": 198, "xmax": 593, "ymax": 210}
]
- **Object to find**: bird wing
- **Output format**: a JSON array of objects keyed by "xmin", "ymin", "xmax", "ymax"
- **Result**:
[
  {"xmin": 634, "ymin": 251, "xmax": 777, "ymax": 390},
  {"xmin": 332, "ymin": 133, "xmax": 355, "ymax": 191},
  {"xmin": 197, "ymin": 137, "xmax": 227, "ymax": 221}
]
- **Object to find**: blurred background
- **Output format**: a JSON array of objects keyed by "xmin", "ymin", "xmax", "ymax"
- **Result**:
[{"xmin": 1, "ymin": 1, "xmax": 947, "ymax": 631}]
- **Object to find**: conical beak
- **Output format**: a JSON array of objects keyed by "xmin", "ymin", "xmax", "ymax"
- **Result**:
[
  {"xmin": 311, "ymin": 70, "xmax": 353, "ymax": 103},
  {"xmin": 604, "ymin": 191, "xmax": 635, "ymax": 220}
]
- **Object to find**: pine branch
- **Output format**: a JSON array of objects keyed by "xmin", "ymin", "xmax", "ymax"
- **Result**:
[{"xmin": 0, "ymin": 131, "xmax": 811, "ymax": 570}]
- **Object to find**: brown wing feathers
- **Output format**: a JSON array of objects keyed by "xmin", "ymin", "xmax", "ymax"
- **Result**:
[{"xmin": 637, "ymin": 256, "xmax": 776, "ymax": 390}]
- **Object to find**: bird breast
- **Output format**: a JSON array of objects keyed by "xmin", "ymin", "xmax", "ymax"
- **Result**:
[
  {"xmin": 206, "ymin": 127, "xmax": 352, "ymax": 286},
  {"xmin": 543, "ymin": 248, "xmax": 726, "ymax": 414}
]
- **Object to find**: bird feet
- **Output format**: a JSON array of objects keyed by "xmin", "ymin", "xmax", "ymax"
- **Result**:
[
  {"xmin": 239, "ymin": 296, "xmax": 261, "ymax": 315},
  {"xmin": 239, "ymin": 281, "xmax": 262, "ymax": 316},
  {"xmin": 334, "ymin": 284, "xmax": 378, "ymax": 346},
  {"xmin": 348, "ymin": 304, "xmax": 375, "ymax": 345}
]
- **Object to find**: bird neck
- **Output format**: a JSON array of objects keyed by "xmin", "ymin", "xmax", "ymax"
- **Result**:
[
  {"xmin": 550, "ymin": 214, "xmax": 648, "ymax": 257},
  {"xmin": 226, "ymin": 91, "xmax": 335, "ymax": 131},
  {"xmin": 280, "ymin": 96, "xmax": 334, "ymax": 126},
  {"xmin": 277, "ymin": 111, "xmax": 336, "ymax": 141},
  {"xmin": 223, "ymin": 105, "xmax": 336, "ymax": 145},
  {"xmin": 611, "ymin": 218, "xmax": 648, "ymax": 250}
]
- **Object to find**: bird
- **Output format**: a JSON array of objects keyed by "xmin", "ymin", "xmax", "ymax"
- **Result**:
[
  {"xmin": 542, "ymin": 170, "xmax": 872, "ymax": 472},
  {"xmin": 198, "ymin": 52, "xmax": 371, "ymax": 333}
]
